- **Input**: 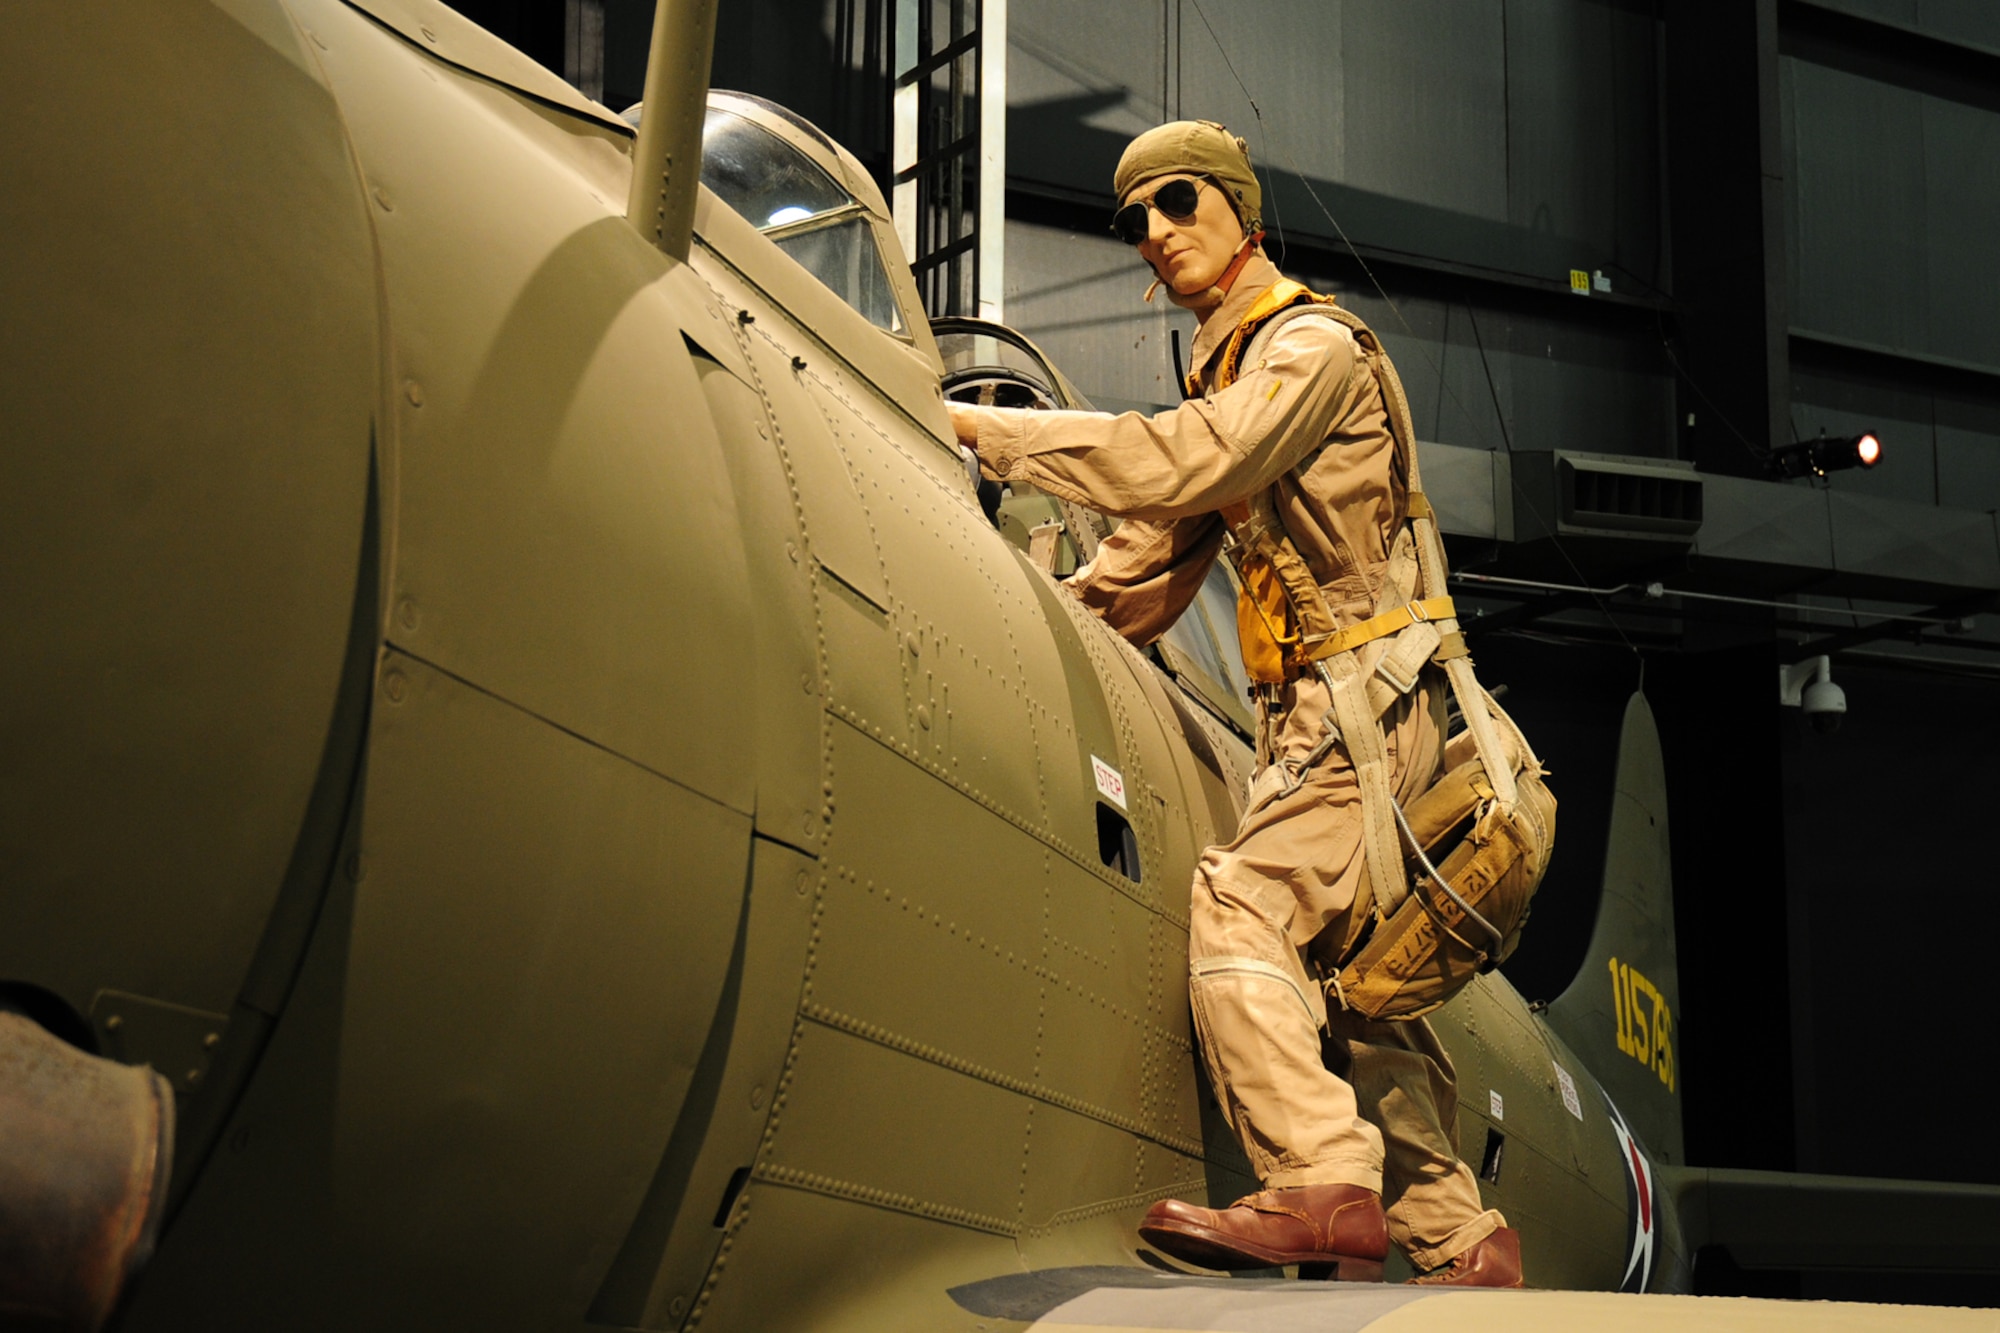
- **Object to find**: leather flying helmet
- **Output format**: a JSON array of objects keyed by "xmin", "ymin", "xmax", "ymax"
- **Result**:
[{"xmin": 1112, "ymin": 119, "xmax": 1262, "ymax": 234}]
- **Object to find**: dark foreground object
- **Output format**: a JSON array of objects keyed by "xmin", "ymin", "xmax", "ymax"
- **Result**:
[{"xmin": 0, "ymin": 1012, "xmax": 174, "ymax": 1332}]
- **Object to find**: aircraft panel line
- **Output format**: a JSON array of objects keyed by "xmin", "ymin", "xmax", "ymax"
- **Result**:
[
  {"xmin": 826, "ymin": 710, "xmax": 1191, "ymax": 930},
  {"xmin": 380, "ymin": 643, "xmax": 750, "ymax": 818},
  {"xmin": 1030, "ymin": 1176, "xmax": 1209, "ymax": 1237},
  {"xmin": 799, "ymin": 1001, "xmax": 1208, "ymax": 1157},
  {"xmin": 750, "ymin": 1161, "xmax": 1019, "ymax": 1237}
]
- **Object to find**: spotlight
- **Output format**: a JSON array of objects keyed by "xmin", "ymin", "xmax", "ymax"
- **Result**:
[{"xmin": 1768, "ymin": 431, "xmax": 1884, "ymax": 480}]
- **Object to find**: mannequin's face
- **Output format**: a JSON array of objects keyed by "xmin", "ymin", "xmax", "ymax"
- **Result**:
[{"xmin": 1127, "ymin": 173, "xmax": 1247, "ymax": 295}]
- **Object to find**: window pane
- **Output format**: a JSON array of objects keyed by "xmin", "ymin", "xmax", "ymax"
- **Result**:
[
  {"xmin": 700, "ymin": 109, "xmax": 850, "ymax": 232},
  {"xmin": 772, "ymin": 219, "xmax": 905, "ymax": 333},
  {"xmin": 1161, "ymin": 559, "xmax": 1251, "ymax": 707}
]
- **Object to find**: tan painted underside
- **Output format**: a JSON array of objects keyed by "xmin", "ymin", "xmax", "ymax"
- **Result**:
[{"xmin": 1030, "ymin": 1284, "xmax": 2000, "ymax": 1332}]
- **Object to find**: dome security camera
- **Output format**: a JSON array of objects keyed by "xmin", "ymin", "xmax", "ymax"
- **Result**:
[
  {"xmin": 1780, "ymin": 655, "xmax": 1845, "ymax": 734},
  {"xmin": 1802, "ymin": 676, "xmax": 1846, "ymax": 734}
]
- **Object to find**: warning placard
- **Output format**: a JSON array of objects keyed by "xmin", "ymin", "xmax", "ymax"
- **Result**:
[{"xmin": 1091, "ymin": 755, "xmax": 1127, "ymax": 809}]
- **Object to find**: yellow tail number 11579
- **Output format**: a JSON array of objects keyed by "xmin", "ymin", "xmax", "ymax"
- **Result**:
[{"xmin": 1609, "ymin": 956, "xmax": 1675, "ymax": 1092}]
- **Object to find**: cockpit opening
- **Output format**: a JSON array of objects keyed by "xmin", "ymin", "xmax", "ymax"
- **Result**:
[{"xmin": 936, "ymin": 317, "xmax": 1254, "ymax": 731}]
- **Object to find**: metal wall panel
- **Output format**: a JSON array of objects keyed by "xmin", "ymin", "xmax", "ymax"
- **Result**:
[
  {"xmin": 1008, "ymin": 0, "xmax": 1164, "ymax": 136},
  {"xmin": 1007, "ymin": 0, "xmax": 1662, "ymax": 283},
  {"xmin": 1829, "ymin": 490, "xmax": 2000, "ymax": 590},
  {"xmin": 1792, "ymin": 359, "xmax": 2000, "ymax": 513},
  {"xmin": 1003, "ymin": 221, "xmax": 1192, "ymax": 412},
  {"xmin": 1786, "ymin": 56, "xmax": 2000, "ymax": 372},
  {"xmin": 1921, "ymin": 96, "xmax": 2000, "ymax": 370},
  {"xmin": 1316, "ymin": 274, "xmax": 1676, "ymax": 461},
  {"xmin": 1807, "ymin": 0, "xmax": 2000, "ymax": 51},
  {"xmin": 1915, "ymin": 0, "xmax": 2000, "ymax": 51},
  {"xmin": 1693, "ymin": 474, "xmax": 1836, "ymax": 575},
  {"xmin": 1504, "ymin": 0, "xmax": 1665, "ymax": 287},
  {"xmin": 1785, "ymin": 57, "xmax": 1931, "ymax": 358},
  {"xmin": 1342, "ymin": 0, "xmax": 1508, "ymax": 223},
  {"xmin": 1003, "ymin": 222, "xmax": 1675, "ymax": 460},
  {"xmin": 1803, "ymin": 0, "xmax": 1917, "ymax": 26},
  {"xmin": 1506, "ymin": 0, "xmax": 1610, "ymax": 250},
  {"xmin": 1177, "ymin": 0, "xmax": 1345, "ymax": 187},
  {"xmin": 1935, "ymin": 389, "xmax": 2000, "ymax": 513},
  {"xmin": 1936, "ymin": 422, "xmax": 2000, "ymax": 513}
]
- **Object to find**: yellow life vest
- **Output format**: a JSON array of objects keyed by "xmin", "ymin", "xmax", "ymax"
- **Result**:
[{"xmin": 1203, "ymin": 279, "xmax": 1347, "ymax": 683}]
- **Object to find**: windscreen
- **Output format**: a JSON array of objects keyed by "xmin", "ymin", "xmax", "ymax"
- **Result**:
[
  {"xmin": 700, "ymin": 109, "xmax": 905, "ymax": 334},
  {"xmin": 700, "ymin": 109, "xmax": 849, "ymax": 232}
]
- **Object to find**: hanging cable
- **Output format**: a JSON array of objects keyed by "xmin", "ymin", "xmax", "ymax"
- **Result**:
[
  {"xmin": 1462, "ymin": 297, "xmax": 1512, "ymax": 454},
  {"xmin": 1182, "ymin": 0, "xmax": 1646, "ymax": 675}
]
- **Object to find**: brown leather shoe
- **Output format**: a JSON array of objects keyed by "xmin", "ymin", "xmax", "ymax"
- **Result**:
[
  {"xmin": 1407, "ymin": 1226, "xmax": 1523, "ymax": 1287},
  {"xmin": 1139, "ymin": 1184, "xmax": 1389, "ymax": 1280}
]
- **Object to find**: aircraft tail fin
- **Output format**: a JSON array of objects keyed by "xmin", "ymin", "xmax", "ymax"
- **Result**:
[{"xmin": 1543, "ymin": 692, "xmax": 1685, "ymax": 1165}]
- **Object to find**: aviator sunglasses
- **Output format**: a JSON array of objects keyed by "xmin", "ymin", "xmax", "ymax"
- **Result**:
[{"xmin": 1110, "ymin": 178, "xmax": 1210, "ymax": 245}]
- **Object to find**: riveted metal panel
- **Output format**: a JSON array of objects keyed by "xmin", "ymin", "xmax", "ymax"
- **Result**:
[
  {"xmin": 1009, "ymin": 561, "xmax": 1135, "ymax": 871},
  {"xmin": 811, "ymin": 721, "xmax": 1050, "ymax": 1083},
  {"xmin": 840, "ymin": 400, "xmax": 1051, "ymax": 827},
  {"xmin": 1016, "ymin": 1106, "xmax": 1183, "ymax": 1233},
  {"xmin": 1035, "ymin": 873, "xmax": 1175, "ymax": 1117},
  {"xmin": 756, "ymin": 1019, "xmax": 1032, "ymax": 1230},
  {"xmin": 750, "ymin": 336, "xmax": 893, "ymax": 611},
  {"xmin": 692, "ymin": 1177, "xmax": 1019, "ymax": 1330},
  {"xmin": 340, "ymin": 651, "xmax": 751, "ymax": 1326},
  {"xmin": 591, "ymin": 836, "xmax": 820, "ymax": 1330},
  {"xmin": 309, "ymin": 0, "xmax": 756, "ymax": 811},
  {"xmin": 688, "ymin": 358, "xmax": 825, "ymax": 848},
  {"xmin": 345, "ymin": 0, "xmax": 632, "ymax": 132},
  {"xmin": 0, "ymin": 0, "xmax": 374, "ymax": 1019}
]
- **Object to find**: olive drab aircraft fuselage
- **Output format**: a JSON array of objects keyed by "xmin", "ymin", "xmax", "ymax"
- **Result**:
[{"xmin": 2, "ymin": 3, "xmax": 1993, "ymax": 1331}]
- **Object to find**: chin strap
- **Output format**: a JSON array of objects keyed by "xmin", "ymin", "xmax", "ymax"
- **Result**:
[
  {"xmin": 1145, "ymin": 232, "xmax": 1266, "ymax": 308},
  {"xmin": 1213, "ymin": 231, "xmax": 1265, "ymax": 293}
]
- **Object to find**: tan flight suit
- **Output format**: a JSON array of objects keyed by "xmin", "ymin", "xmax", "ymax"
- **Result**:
[{"xmin": 962, "ymin": 252, "xmax": 1502, "ymax": 1269}]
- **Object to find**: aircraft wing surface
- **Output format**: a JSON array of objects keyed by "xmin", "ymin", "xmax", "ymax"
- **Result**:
[
  {"xmin": 1665, "ymin": 1165, "xmax": 2000, "ymax": 1273},
  {"xmin": 947, "ymin": 1267, "xmax": 1996, "ymax": 1330}
]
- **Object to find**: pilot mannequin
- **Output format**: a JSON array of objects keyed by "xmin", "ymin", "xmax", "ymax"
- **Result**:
[{"xmin": 947, "ymin": 121, "xmax": 1521, "ymax": 1288}]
